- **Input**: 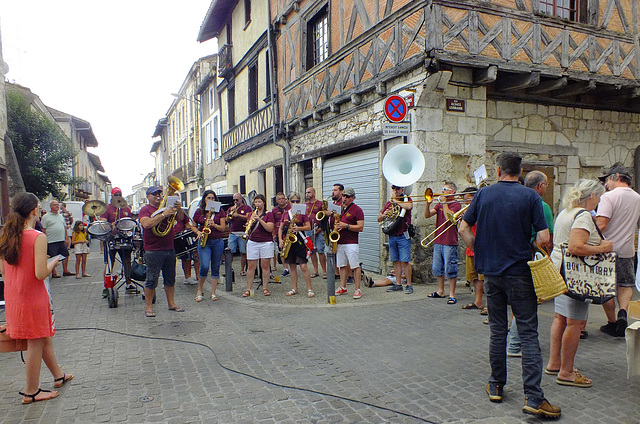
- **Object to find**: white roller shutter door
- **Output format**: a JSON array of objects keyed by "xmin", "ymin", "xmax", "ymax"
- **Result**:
[{"xmin": 322, "ymin": 147, "xmax": 381, "ymax": 273}]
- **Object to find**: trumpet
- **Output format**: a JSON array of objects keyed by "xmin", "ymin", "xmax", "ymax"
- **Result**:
[
  {"xmin": 199, "ymin": 209, "xmax": 213, "ymax": 247},
  {"xmin": 152, "ymin": 176, "xmax": 184, "ymax": 237},
  {"xmin": 227, "ymin": 204, "xmax": 239, "ymax": 219},
  {"xmin": 241, "ymin": 211, "xmax": 257, "ymax": 241}
]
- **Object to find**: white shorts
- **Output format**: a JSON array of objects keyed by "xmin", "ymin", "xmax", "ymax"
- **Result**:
[
  {"xmin": 74, "ymin": 243, "xmax": 90, "ymax": 255},
  {"xmin": 247, "ymin": 240, "xmax": 275, "ymax": 260},
  {"xmin": 336, "ymin": 244, "xmax": 359, "ymax": 269}
]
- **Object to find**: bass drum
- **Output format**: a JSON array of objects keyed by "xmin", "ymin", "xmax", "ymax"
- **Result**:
[
  {"xmin": 174, "ymin": 230, "xmax": 198, "ymax": 258},
  {"xmin": 87, "ymin": 221, "xmax": 112, "ymax": 239}
]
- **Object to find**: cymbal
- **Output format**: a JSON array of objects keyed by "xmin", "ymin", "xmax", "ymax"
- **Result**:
[
  {"xmin": 83, "ymin": 200, "xmax": 107, "ymax": 216},
  {"xmin": 110, "ymin": 195, "xmax": 128, "ymax": 209}
]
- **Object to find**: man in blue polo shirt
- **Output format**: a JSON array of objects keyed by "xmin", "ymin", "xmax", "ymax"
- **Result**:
[{"xmin": 459, "ymin": 152, "xmax": 560, "ymax": 419}]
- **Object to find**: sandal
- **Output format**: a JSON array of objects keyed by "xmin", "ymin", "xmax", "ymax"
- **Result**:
[
  {"xmin": 240, "ymin": 271, "xmax": 247, "ymax": 276},
  {"xmin": 427, "ymin": 291, "xmax": 446, "ymax": 298},
  {"xmin": 53, "ymin": 373, "xmax": 73, "ymax": 388},
  {"xmin": 242, "ymin": 290, "xmax": 251, "ymax": 297},
  {"xmin": 480, "ymin": 307, "xmax": 488, "ymax": 316},
  {"xmin": 308, "ymin": 290, "xmax": 315, "ymax": 298},
  {"xmin": 210, "ymin": 294, "xmax": 218, "ymax": 301},
  {"xmin": 195, "ymin": 294, "xmax": 204, "ymax": 302},
  {"xmin": 263, "ymin": 288, "xmax": 271, "ymax": 296},
  {"xmin": 145, "ymin": 310, "xmax": 156, "ymax": 318},
  {"xmin": 556, "ymin": 369, "xmax": 592, "ymax": 388},
  {"xmin": 83, "ymin": 274, "xmax": 91, "ymax": 277},
  {"xmin": 447, "ymin": 297, "xmax": 457, "ymax": 305},
  {"xmin": 309, "ymin": 273, "xmax": 319, "ymax": 278},
  {"xmin": 286, "ymin": 289, "xmax": 297, "ymax": 296},
  {"xmin": 462, "ymin": 303, "xmax": 480, "ymax": 310},
  {"xmin": 20, "ymin": 388, "xmax": 59, "ymax": 404}
]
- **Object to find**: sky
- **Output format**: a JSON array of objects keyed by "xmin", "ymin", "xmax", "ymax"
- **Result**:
[{"xmin": 0, "ymin": 1, "xmax": 217, "ymax": 196}]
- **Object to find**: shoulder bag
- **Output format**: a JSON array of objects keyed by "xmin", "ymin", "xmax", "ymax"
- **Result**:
[{"xmin": 528, "ymin": 243, "xmax": 567, "ymax": 304}]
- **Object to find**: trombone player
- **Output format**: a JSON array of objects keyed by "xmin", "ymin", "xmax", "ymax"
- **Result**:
[
  {"xmin": 378, "ymin": 185, "xmax": 413, "ymax": 294},
  {"xmin": 139, "ymin": 185, "xmax": 185, "ymax": 317},
  {"xmin": 424, "ymin": 181, "xmax": 461, "ymax": 304}
]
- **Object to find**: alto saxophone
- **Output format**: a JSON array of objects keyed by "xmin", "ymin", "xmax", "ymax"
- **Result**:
[
  {"xmin": 281, "ymin": 214, "xmax": 300, "ymax": 260},
  {"xmin": 199, "ymin": 209, "xmax": 213, "ymax": 247},
  {"xmin": 329, "ymin": 214, "xmax": 341, "ymax": 253},
  {"xmin": 241, "ymin": 211, "xmax": 257, "ymax": 241}
]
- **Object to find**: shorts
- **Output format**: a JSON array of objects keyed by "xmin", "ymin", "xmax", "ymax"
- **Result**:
[
  {"xmin": 465, "ymin": 255, "xmax": 484, "ymax": 282},
  {"xmin": 247, "ymin": 240, "xmax": 274, "ymax": 260},
  {"xmin": 432, "ymin": 243, "xmax": 458, "ymax": 279},
  {"xmin": 74, "ymin": 244, "xmax": 90, "ymax": 255},
  {"xmin": 336, "ymin": 243, "xmax": 360, "ymax": 269},
  {"xmin": 228, "ymin": 233, "xmax": 247, "ymax": 254},
  {"xmin": 307, "ymin": 231, "xmax": 325, "ymax": 254},
  {"xmin": 144, "ymin": 250, "xmax": 176, "ymax": 289},
  {"xmin": 554, "ymin": 294, "xmax": 589, "ymax": 321},
  {"xmin": 389, "ymin": 235, "xmax": 411, "ymax": 263},
  {"xmin": 616, "ymin": 256, "xmax": 635, "ymax": 288},
  {"xmin": 47, "ymin": 241, "xmax": 69, "ymax": 258}
]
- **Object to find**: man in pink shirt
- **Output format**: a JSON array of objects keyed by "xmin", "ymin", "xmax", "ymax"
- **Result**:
[{"xmin": 596, "ymin": 164, "xmax": 640, "ymax": 337}]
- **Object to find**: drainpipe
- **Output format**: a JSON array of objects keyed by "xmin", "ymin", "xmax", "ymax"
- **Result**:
[{"xmin": 267, "ymin": 0, "xmax": 290, "ymax": 195}]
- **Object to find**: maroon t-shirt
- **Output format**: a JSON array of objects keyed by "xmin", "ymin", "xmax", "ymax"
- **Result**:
[
  {"xmin": 280, "ymin": 211, "xmax": 310, "ymax": 235},
  {"xmin": 333, "ymin": 197, "xmax": 343, "ymax": 206},
  {"xmin": 100, "ymin": 204, "xmax": 132, "ymax": 223},
  {"xmin": 139, "ymin": 204, "xmax": 175, "ymax": 251},
  {"xmin": 271, "ymin": 205, "xmax": 291, "ymax": 232},
  {"xmin": 381, "ymin": 197, "xmax": 412, "ymax": 236},
  {"xmin": 228, "ymin": 204, "xmax": 253, "ymax": 232},
  {"xmin": 433, "ymin": 202, "xmax": 461, "ymax": 246},
  {"xmin": 248, "ymin": 211, "xmax": 275, "ymax": 242},
  {"xmin": 173, "ymin": 211, "xmax": 191, "ymax": 233},
  {"xmin": 337, "ymin": 203, "xmax": 364, "ymax": 245},
  {"xmin": 193, "ymin": 208, "xmax": 227, "ymax": 239},
  {"xmin": 305, "ymin": 200, "xmax": 323, "ymax": 227}
]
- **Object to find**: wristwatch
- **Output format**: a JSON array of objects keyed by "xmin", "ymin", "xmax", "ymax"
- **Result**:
[{"xmin": 346, "ymin": 224, "xmax": 350, "ymax": 230}]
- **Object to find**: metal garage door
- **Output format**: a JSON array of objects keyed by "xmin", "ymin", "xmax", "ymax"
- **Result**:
[{"xmin": 323, "ymin": 147, "xmax": 381, "ymax": 273}]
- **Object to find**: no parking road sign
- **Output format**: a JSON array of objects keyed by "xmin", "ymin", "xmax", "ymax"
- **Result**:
[{"xmin": 384, "ymin": 95, "xmax": 408, "ymax": 123}]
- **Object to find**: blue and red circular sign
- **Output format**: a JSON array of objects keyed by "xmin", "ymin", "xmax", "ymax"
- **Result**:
[{"xmin": 384, "ymin": 95, "xmax": 408, "ymax": 123}]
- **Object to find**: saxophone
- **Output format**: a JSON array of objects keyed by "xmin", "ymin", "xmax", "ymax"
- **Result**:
[
  {"xmin": 329, "ymin": 214, "xmax": 341, "ymax": 253},
  {"xmin": 280, "ymin": 213, "xmax": 300, "ymax": 260},
  {"xmin": 315, "ymin": 197, "xmax": 332, "ymax": 246},
  {"xmin": 199, "ymin": 209, "xmax": 213, "ymax": 247},
  {"xmin": 241, "ymin": 211, "xmax": 257, "ymax": 241}
]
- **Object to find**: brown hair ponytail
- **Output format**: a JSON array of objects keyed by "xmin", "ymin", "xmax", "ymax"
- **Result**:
[{"xmin": 0, "ymin": 192, "xmax": 39, "ymax": 265}]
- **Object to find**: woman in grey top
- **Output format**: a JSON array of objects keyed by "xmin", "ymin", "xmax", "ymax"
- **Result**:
[{"xmin": 546, "ymin": 179, "xmax": 613, "ymax": 388}]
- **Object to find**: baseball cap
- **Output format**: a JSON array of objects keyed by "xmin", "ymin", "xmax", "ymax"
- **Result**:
[
  {"xmin": 343, "ymin": 187, "xmax": 356, "ymax": 198},
  {"xmin": 111, "ymin": 187, "xmax": 122, "ymax": 195},
  {"xmin": 146, "ymin": 186, "xmax": 162, "ymax": 195},
  {"xmin": 598, "ymin": 164, "xmax": 631, "ymax": 182}
]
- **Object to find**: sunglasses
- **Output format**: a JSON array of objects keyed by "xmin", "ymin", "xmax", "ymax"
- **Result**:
[
  {"xmin": 343, "ymin": 195, "xmax": 353, "ymax": 198},
  {"xmin": 291, "ymin": 200, "xmax": 300, "ymax": 203},
  {"xmin": 151, "ymin": 192, "xmax": 163, "ymax": 196}
]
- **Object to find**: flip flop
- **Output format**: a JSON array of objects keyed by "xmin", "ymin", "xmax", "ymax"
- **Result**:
[
  {"xmin": 447, "ymin": 297, "xmax": 457, "ymax": 304},
  {"xmin": 168, "ymin": 306, "xmax": 185, "ymax": 312},
  {"xmin": 480, "ymin": 307, "xmax": 488, "ymax": 316},
  {"xmin": 309, "ymin": 273, "xmax": 319, "ymax": 278},
  {"xmin": 462, "ymin": 303, "xmax": 480, "ymax": 310},
  {"xmin": 427, "ymin": 291, "xmax": 446, "ymax": 298},
  {"xmin": 145, "ymin": 311, "xmax": 156, "ymax": 317},
  {"xmin": 544, "ymin": 368, "xmax": 560, "ymax": 375}
]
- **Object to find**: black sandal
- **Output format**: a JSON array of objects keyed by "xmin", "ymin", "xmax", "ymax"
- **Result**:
[
  {"xmin": 19, "ymin": 388, "xmax": 59, "ymax": 404},
  {"xmin": 54, "ymin": 373, "xmax": 73, "ymax": 388}
]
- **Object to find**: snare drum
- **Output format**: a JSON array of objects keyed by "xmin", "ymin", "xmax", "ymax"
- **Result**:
[
  {"xmin": 115, "ymin": 217, "xmax": 137, "ymax": 232},
  {"xmin": 174, "ymin": 230, "xmax": 198, "ymax": 258},
  {"xmin": 87, "ymin": 221, "xmax": 112, "ymax": 239}
]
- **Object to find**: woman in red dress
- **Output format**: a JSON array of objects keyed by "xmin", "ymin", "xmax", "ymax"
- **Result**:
[{"xmin": 0, "ymin": 192, "xmax": 73, "ymax": 404}]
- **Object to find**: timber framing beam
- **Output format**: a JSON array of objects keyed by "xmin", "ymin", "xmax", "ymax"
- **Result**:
[
  {"xmin": 473, "ymin": 65, "xmax": 497, "ymax": 85},
  {"xmin": 527, "ymin": 77, "xmax": 568, "ymax": 95},
  {"xmin": 496, "ymin": 71, "xmax": 541, "ymax": 91},
  {"xmin": 552, "ymin": 80, "xmax": 596, "ymax": 98}
]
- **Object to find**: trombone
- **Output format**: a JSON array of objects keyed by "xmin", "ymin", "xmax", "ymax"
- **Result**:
[
  {"xmin": 420, "ymin": 204, "xmax": 470, "ymax": 247},
  {"xmin": 389, "ymin": 187, "xmax": 478, "ymax": 203}
]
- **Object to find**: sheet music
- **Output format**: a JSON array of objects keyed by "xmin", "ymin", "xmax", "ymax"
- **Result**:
[{"xmin": 207, "ymin": 201, "xmax": 221, "ymax": 212}]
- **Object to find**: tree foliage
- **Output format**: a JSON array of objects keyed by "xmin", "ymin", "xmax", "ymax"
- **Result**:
[{"xmin": 7, "ymin": 90, "xmax": 76, "ymax": 200}]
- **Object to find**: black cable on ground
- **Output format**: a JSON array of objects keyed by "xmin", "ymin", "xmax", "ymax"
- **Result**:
[{"xmin": 58, "ymin": 326, "xmax": 438, "ymax": 424}]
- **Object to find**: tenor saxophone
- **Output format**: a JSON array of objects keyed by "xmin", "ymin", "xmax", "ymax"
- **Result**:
[
  {"xmin": 199, "ymin": 209, "xmax": 213, "ymax": 247},
  {"xmin": 329, "ymin": 214, "xmax": 341, "ymax": 253},
  {"xmin": 281, "ymin": 214, "xmax": 300, "ymax": 260}
]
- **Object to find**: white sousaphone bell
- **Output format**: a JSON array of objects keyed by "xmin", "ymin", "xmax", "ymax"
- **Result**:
[{"xmin": 380, "ymin": 144, "xmax": 425, "ymax": 235}]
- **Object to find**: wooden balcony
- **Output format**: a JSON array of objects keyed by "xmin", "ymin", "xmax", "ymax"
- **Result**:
[{"xmin": 218, "ymin": 44, "xmax": 233, "ymax": 79}]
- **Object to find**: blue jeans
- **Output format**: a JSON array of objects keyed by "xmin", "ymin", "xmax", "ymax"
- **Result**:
[
  {"xmin": 389, "ymin": 235, "xmax": 411, "ymax": 263},
  {"xmin": 485, "ymin": 274, "xmax": 544, "ymax": 403},
  {"xmin": 306, "ymin": 230, "xmax": 325, "ymax": 254},
  {"xmin": 432, "ymin": 244, "xmax": 458, "ymax": 278},
  {"xmin": 197, "ymin": 238, "xmax": 224, "ymax": 279},
  {"xmin": 507, "ymin": 315, "xmax": 521, "ymax": 354}
]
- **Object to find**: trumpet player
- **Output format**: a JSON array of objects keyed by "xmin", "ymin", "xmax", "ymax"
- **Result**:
[
  {"xmin": 242, "ymin": 194, "xmax": 276, "ymax": 297},
  {"xmin": 305, "ymin": 187, "xmax": 327, "ymax": 279},
  {"xmin": 279, "ymin": 192, "xmax": 314, "ymax": 297},
  {"xmin": 227, "ymin": 193, "xmax": 252, "ymax": 277},
  {"xmin": 378, "ymin": 185, "xmax": 413, "ymax": 294},
  {"xmin": 139, "ymin": 185, "xmax": 185, "ymax": 317},
  {"xmin": 334, "ymin": 187, "xmax": 365, "ymax": 299},
  {"xmin": 424, "ymin": 181, "xmax": 461, "ymax": 304},
  {"xmin": 193, "ymin": 190, "xmax": 226, "ymax": 302}
]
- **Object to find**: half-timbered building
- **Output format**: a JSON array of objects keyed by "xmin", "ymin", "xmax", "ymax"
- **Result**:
[{"xmin": 271, "ymin": 0, "xmax": 640, "ymax": 276}]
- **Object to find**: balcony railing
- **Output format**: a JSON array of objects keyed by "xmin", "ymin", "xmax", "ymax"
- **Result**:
[
  {"xmin": 218, "ymin": 44, "xmax": 233, "ymax": 79},
  {"xmin": 222, "ymin": 105, "xmax": 273, "ymax": 154}
]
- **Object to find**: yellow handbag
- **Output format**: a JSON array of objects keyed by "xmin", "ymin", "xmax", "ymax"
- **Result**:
[{"xmin": 528, "ymin": 244, "xmax": 567, "ymax": 304}]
